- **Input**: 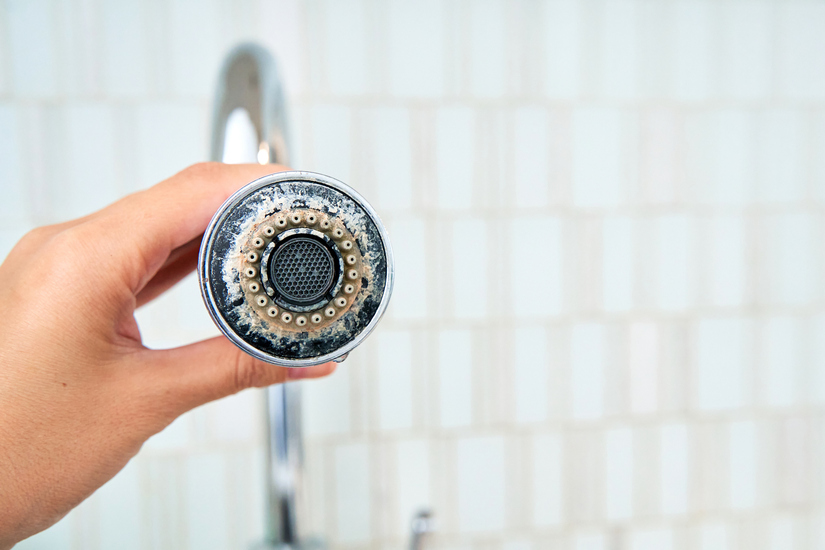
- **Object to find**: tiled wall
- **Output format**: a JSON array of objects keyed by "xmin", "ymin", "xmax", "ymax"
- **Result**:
[{"xmin": 3, "ymin": 0, "xmax": 825, "ymax": 549}]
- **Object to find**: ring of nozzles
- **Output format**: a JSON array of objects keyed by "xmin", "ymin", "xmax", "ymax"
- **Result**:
[{"xmin": 240, "ymin": 208, "xmax": 363, "ymax": 331}]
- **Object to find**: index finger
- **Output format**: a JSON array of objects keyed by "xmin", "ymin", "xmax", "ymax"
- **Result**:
[{"xmin": 86, "ymin": 162, "xmax": 285, "ymax": 294}]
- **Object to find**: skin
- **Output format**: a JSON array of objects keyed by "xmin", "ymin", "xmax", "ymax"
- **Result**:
[{"xmin": 0, "ymin": 163, "xmax": 336, "ymax": 548}]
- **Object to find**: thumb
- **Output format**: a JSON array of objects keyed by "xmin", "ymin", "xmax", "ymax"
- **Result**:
[{"xmin": 135, "ymin": 336, "xmax": 336, "ymax": 417}]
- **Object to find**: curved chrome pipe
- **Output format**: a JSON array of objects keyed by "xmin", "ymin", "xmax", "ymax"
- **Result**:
[{"xmin": 210, "ymin": 43, "xmax": 306, "ymax": 549}]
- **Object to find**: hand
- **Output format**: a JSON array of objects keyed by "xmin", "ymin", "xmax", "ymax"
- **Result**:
[{"xmin": 0, "ymin": 163, "xmax": 335, "ymax": 548}]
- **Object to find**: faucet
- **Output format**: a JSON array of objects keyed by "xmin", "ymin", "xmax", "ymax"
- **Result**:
[{"xmin": 210, "ymin": 43, "xmax": 311, "ymax": 550}]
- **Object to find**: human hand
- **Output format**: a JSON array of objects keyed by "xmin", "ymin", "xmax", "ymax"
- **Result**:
[{"xmin": 0, "ymin": 163, "xmax": 335, "ymax": 548}]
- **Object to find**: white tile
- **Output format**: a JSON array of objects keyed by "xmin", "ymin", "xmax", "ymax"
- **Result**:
[
  {"xmin": 396, "ymin": 439, "xmax": 431, "ymax": 534},
  {"xmin": 169, "ymin": 0, "xmax": 221, "ymax": 96},
  {"xmin": 574, "ymin": 534, "xmax": 606, "ymax": 550},
  {"xmin": 377, "ymin": 330, "xmax": 414, "ymax": 431},
  {"xmin": 259, "ymin": 0, "xmax": 306, "ymax": 96},
  {"xmin": 707, "ymin": 215, "xmax": 746, "ymax": 307},
  {"xmin": 605, "ymin": 427, "xmax": 633, "ymax": 521},
  {"xmin": 813, "ymin": 314, "xmax": 825, "ymax": 405},
  {"xmin": 572, "ymin": 108, "xmax": 623, "ymax": 208},
  {"xmin": 513, "ymin": 107, "xmax": 549, "ymax": 208},
  {"xmin": 672, "ymin": 1, "xmax": 712, "ymax": 101},
  {"xmin": 59, "ymin": 104, "xmax": 118, "ymax": 220},
  {"xmin": 599, "ymin": 0, "xmax": 637, "ymax": 99},
  {"xmin": 304, "ymin": 368, "xmax": 351, "ymax": 436},
  {"xmin": 514, "ymin": 327, "xmax": 548, "ymax": 423},
  {"xmin": 757, "ymin": 110, "xmax": 804, "ymax": 203},
  {"xmin": 0, "ymin": 104, "xmax": 28, "ymax": 224},
  {"xmin": 542, "ymin": 0, "xmax": 580, "ymax": 99},
  {"xmin": 769, "ymin": 516, "xmax": 795, "ymax": 550},
  {"xmin": 438, "ymin": 329, "xmax": 473, "ymax": 428},
  {"xmin": 719, "ymin": 2, "xmax": 772, "ymax": 100},
  {"xmin": 456, "ymin": 436, "xmax": 505, "ymax": 533},
  {"xmin": 699, "ymin": 522, "xmax": 730, "ymax": 550},
  {"xmin": 761, "ymin": 317, "xmax": 801, "ymax": 408},
  {"xmin": 452, "ymin": 219, "xmax": 487, "ymax": 319},
  {"xmin": 629, "ymin": 322, "xmax": 658, "ymax": 415},
  {"xmin": 570, "ymin": 323, "xmax": 604, "ymax": 420},
  {"xmin": 436, "ymin": 107, "xmax": 475, "ymax": 210},
  {"xmin": 101, "ymin": 0, "xmax": 149, "ymax": 96},
  {"xmin": 136, "ymin": 102, "xmax": 205, "ymax": 189},
  {"xmin": 777, "ymin": 3, "xmax": 825, "ymax": 100},
  {"xmin": 310, "ymin": 105, "xmax": 351, "ymax": 182},
  {"xmin": 631, "ymin": 528, "xmax": 673, "ymax": 550},
  {"xmin": 641, "ymin": 109, "xmax": 678, "ymax": 204},
  {"xmin": 656, "ymin": 214, "xmax": 693, "ymax": 311},
  {"xmin": 532, "ymin": 433, "xmax": 562, "ymax": 527},
  {"xmin": 335, "ymin": 443, "xmax": 371, "ymax": 543},
  {"xmin": 98, "ymin": 460, "xmax": 142, "ymax": 550},
  {"xmin": 696, "ymin": 318, "xmax": 749, "ymax": 411},
  {"xmin": 386, "ymin": 219, "xmax": 427, "ymax": 320},
  {"xmin": 7, "ymin": 0, "xmax": 57, "ymax": 97},
  {"xmin": 602, "ymin": 216, "xmax": 634, "ymax": 312},
  {"xmin": 510, "ymin": 218, "xmax": 563, "ymax": 317},
  {"xmin": 373, "ymin": 107, "xmax": 412, "ymax": 210},
  {"xmin": 765, "ymin": 213, "xmax": 818, "ymax": 306},
  {"xmin": 324, "ymin": 0, "xmax": 368, "ymax": 95},
  {"xmin": 186, "ymin": 453, "xmax": 229, "ymax": 550},
  {"xmin": 706, "ymin": 110, "xmax": 755, "ymax": 205},
  {"xmin": 469, "ymin": 0, "xmax": 507, "ymax": 97},
  {"xmin": 660, "ymin": 423, "xmax": 688, "ymax": 515},
  {"xmin": 209, "ymin": 389, "xmax": 259, "ymax": 442},
  {"xmin": 729, "ymin": 420, "xmax": 757, "ymax": 510},
  {"xmin": 388, "ymin": 0, "xmax": 444, "ymax": 97}
]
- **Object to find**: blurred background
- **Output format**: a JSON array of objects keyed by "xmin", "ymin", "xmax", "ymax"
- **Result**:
[{"xmin": 2, "ymin": 0, "xmax": 825, "ymax": 549}]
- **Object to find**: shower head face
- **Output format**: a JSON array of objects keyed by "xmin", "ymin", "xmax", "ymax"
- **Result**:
[{"xmin": 199, "ymin": 171, "xmax": 393, "ymax": 367}]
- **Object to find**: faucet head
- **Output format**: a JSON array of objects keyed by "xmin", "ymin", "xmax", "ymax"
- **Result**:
[{"xmin": 198, "ymin": 171, "xmax": 394, "ymax": 367}]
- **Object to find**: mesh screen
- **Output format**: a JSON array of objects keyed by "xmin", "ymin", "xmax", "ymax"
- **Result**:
[{"xmin": 271, "ymin": 237, "xmax": 334, "ymax": 302}]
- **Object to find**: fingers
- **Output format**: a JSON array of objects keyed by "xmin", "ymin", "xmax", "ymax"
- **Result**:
[
  {"xmin": 133, "ymin": 337, "xmax": 336, "ymax": 418},
  {"xmin": 88, "ymin": 163, "xmax": 289, "ymax": 295},
  {"xmin": 134, "ymin": 237, "xmax": 201, "ymax": 307}
]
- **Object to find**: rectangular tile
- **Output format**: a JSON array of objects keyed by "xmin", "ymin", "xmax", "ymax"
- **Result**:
[
  {"xmin": 0, "ymin": 104, "xmax": 28, "ymax": 224},
  {"xmin": 438, "ymin": 329, "xmax": 473, "ymax": 428},
  {"xmin": 452, "ymin": 219, "xmax": 487, "ymax": 319},
  {"xmin": 660, "ymin": 422, "xmax": 688, "ymax": 515},
  {"xmin": 718, "ymin": 1, "xmax": 772, "ymax": 100},
  {"xmin": 98, "ymin": 460, "xmax": 142, "ymax": 550},
  {"xmin": 388, "ymin": 0, "xmax": 443, "ymax": 97},
  {"xmin": 542, "ymin": 0, "xmax": 580, "ymax": 99},
  {"xmin": 602, "ymin": 216, "xmax": 634, "ymax": 312},
  {"xmin": 373, "ymin": 107, "xmax": 413, "ymax": 210},
  {"xmin": 456, "ymin": 436, "xmax": 505, "ymax": 532},
  {"xmin": 630, "ymin": 528, "xmax": 673, "ymax": 550},
  {"xmin": 777, "ymin": 3, "xmax": 825, "ymax": 100},
  {"xmin": 514, "ymin": 327, "xmax": 549, "ymax": 423},
  {"xmin": 186, "ymin": 453, "xmax": 229, "ymax": 550},
  {"xmin": 599, "ymin": 0, "xmax": 637, "ymax": 99},
  {"xmin": 7, "ymin": 0, "xmax": 57, "ymax": 97},
  {"xmin": 335, "ymin": 443, "xmax": 371, "ymax": 543},
  {"xmin": 629, "ymin": 322, "xmax": 658, "ymax": 415},
  {"xmin": 513, "ymin": 107, "xmax": 549, "ymax": 208},
  {"xmin": 510, "ymin": 217, "xmax": 563, "ymax": 317},
  {"xmin": 323, "ymin": 0, "xmax": 368, "ymax": 95},
  {"xmin": 396, "ymin": 439, "xmax": 431, "ymax": 534},
  {"xmin": 135, "ymin": 102, "xmax": 205, "ymax": 189},
  {"xmin": 532, "ymin": 433, "xmax": 562, "ymax": 527},
  {"xmin": 729, "ymin": 420, "xmax": 757, "ymax": 510},
  {"xmin": 309, "ymin": 105, "xmax": 351, "ymax": 182},
  {"xmin": 696, "ymin": 318, "xmax": 750, "ymax": 411},
  {"xmin": 101, "ymin": 0, "xmax": 149, "ymax": 96},
  {"xmin": 570, "ymin": 323, "xmax": 604, "ymax": 420},
  {"xmin": 761, "ymin": 317, "xmax": 801, "ymax": 408},
  {"xmin": 303, "ymin": 368, "xmax": 351, "ymax": 437},
  {"xmin": 436, "ymin": 107, "xmax": 475, "ymax": 210},
  {"xmin": 605, "ymin": 427, "xmax": 633, "ymax": 521},
  {"xmin": 756, "ymin": 110, "xmax": 804, "ymax": 203},
  {"xmin": 656, "ymin": 214, "xmax": 693, "ymax": 311},
  {"xmin": 469, "ymin": 0, "xmax": 507, "ymax": 97},
  {"xmin": 377, "ymin": 330, "xmax": 414, "ymax": 431},
  {"xmin": 707, "ymin": 215, "xmax": 746, "ymax": 307},
  {"xmin": 572, "ymin": 108, "xmax": 623, "ymax": 208},
  {"xmin": 386, "ymin": 219, "xmax": 427, "ymax": 320},
  {"xmin": 764, "ymin": 213, "xmax": 819, "ymax": 306},
  {"xmin": 168, "ymin": 0, "xmax": 221, "ymax": 96},
  {"xmin": 672, "ymin": 0, "xmax": 712, "ymax": 101}
]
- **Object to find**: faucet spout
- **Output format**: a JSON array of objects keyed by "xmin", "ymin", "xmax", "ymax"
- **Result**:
[{"xmin": 210, "ymin": 43, "xmax": 306, "ymax": 549}]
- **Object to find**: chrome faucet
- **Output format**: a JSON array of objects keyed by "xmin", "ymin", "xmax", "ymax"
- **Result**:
[{"xmin": 210, "ymin": 43, "xmax": 310, "ymax": 550}]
